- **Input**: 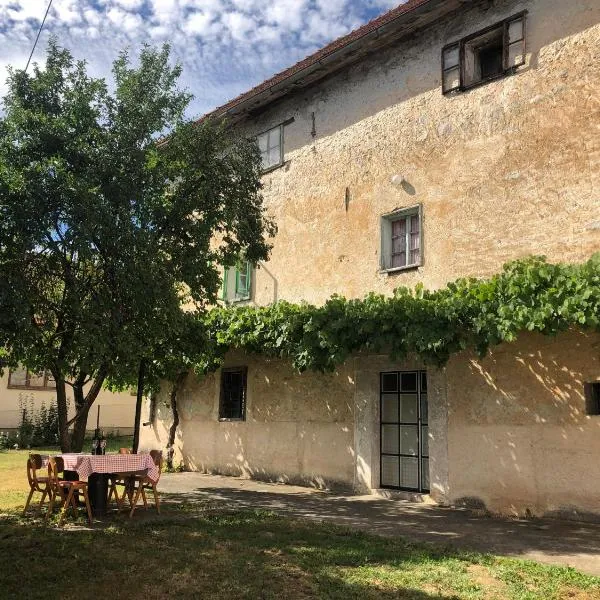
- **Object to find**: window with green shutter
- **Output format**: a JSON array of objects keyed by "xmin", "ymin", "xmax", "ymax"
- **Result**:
[
  {"xmin": 235, "ymin": 261, "xmax": 251, "ymax": 300},
  {"xmin": 221, "ymin": 261, "xmax": 253, "ymax": 303}
]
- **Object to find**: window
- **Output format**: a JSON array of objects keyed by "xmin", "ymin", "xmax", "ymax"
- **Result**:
[
  {"xmin": 442, "ymin": 11, "xmax": 526, "ymax": 94},
  {"xmin": 584, "ymin": 382, "xmax": 600, "ymax": 416},
  {"xmin": 8, "ymin": 366, "xmax": 55, "ymax": 390},
  {"xmin": 257, "ymin": 125, "xmax": 283, "ymax": 171},
  {"xmin": 380, "ymin": 206, "xmax": 422, "ymax": 272},
  {"xmin": 219, "ymin": 367, "xmax": 247, "ymax": 420},
  {"xmin": 221, "ymin": 261, "xmax": 252, "ymax": 303}
]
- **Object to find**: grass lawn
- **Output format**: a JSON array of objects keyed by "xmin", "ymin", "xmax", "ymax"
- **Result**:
[{"xmin": 1, "ymin": 446, "xmax": 599, "ymax": 600}]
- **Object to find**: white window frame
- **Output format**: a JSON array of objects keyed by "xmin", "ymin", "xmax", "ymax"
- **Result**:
[
  {"xmin": 256, "ymin": 124, "xmax": 284, "ymax": 172},
  {"xmin": 8, "ymin": 366, "xmax": 56, "ymax": 390},
  {"xmin": 380, "ymin": 205, "xmax": 423, "ymax": 273}
]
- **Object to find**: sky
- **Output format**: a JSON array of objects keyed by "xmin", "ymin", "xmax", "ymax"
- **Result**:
[{"xmin": 0, "ymin": 0, "xmax": 402, "ymax": 119}]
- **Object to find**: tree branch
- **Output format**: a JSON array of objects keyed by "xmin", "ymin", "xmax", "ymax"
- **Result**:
[{"xmin": 65, "ymin": 364, "xmax": 108, "ymax": 427}]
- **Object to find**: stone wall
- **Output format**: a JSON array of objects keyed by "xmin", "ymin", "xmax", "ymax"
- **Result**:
[
  {"xmin": 141, "ymin": 330, "xmax": 600, "ymax": 517},
  {"xmin": 141, "ymin": 351, "xmax": 356, "ymax": 489},
  {"xmin": 231, "ymin": 0, "xmax": 599, "ymax": 306},
  {"xmin": 446, "ymin": 329, "xmax": 600, "ymax": 519},
  {"xmin": 142, "ymin": 0, "xmax": 600, "ymax": 517}
]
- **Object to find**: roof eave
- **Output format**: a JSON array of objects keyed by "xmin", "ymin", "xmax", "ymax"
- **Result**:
[{"xmin": 205, "ymin": 0, "xmax": 462, "ymax": 124}]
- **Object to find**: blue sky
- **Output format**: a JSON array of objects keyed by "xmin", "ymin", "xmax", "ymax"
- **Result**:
[{"xmin": 0, "ymin": 0, "xmax": 401, "ymax": 119}]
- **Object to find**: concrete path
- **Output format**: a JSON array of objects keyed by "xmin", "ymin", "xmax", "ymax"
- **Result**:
[{"xmin": 159, "ymin": 472, "xmax": 600, "ymax": 576}]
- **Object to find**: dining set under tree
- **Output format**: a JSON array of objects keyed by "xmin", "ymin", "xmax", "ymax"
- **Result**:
[{"xmin": 23, "ymin": 446, "xmax": 163, "ymax": 524}]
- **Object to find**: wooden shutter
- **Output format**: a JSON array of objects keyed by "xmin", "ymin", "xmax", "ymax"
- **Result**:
[
  {"xmin": 504, "ymin": 13, "xmax": 526, "ymax": 69},
  {"xmin": 441, "ymin": 42, "xmax": 461, "ymax": 93},
  {"xmin": 220, "ymin": 267, "xmax": 229, "ymax": 301},
  {"xmin": 235, "ymin": 262, "xmax": 251, "ymax": 300}
]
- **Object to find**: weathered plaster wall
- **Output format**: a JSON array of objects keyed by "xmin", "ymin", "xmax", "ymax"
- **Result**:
[
  {"xmin": 145, "ymin": 0, "xmax": 600, "ymax": 517},
  {"xmin": 141, "ymin": 331, "xmax": 600, "ymax": 518},
  {"xmin": 232, "ymin": 0, "xmax": 599, "ymax": 306},
  {"xmin": 141, "ymin": 351, "xmax": 356, "ymax": 489},
  {"xmin": 446, "ymin": 329, "xmax": 600, "ymax": 518}
]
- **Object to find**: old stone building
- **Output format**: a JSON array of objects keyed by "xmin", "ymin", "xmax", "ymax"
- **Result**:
[{"xmin": 141, "ymin": 0, "xmax": 600, "ymax": 518}]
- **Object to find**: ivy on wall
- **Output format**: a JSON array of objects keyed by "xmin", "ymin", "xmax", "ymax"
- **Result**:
[{"xmin": 195, "ymin": 254, "xmax": 600, "ymax": 374}]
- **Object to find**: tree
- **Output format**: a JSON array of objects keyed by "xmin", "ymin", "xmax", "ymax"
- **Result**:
[{"xmin": 0, "ymin": 40, "xmax": 275, "ymax": 451}]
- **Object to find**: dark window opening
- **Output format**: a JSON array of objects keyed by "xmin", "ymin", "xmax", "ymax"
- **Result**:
[
  {"xmin": 219, "ymin": 367, "xmax": 247, "ymax": 420},
  {"xmin": 478, "ymin": 40, "xmax": 504, "ymax": 80},
  {"xmin": 585, "ymin": 382, "xmax": 600, "ymax": 416}
]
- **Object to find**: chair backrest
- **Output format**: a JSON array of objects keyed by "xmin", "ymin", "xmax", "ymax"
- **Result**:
[
  {"xmin": 149, "ymin": 450, "xmax": 163, "ymax": 481},
  {"xmin": 119, "ymin": 448, "xmax": 132, "ymax": 454},
  {"xmin": 47, "ymin": 456, "xmax": 65, "ymax": 486},
  {"xmin": 27, "ymin": 454, "xmax": 43, "ymax": 488}
]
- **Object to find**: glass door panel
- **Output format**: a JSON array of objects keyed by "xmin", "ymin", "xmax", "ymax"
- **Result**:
[{"xmin": 380, "ymin": 370, "xmax": 429, "ymax": 492}]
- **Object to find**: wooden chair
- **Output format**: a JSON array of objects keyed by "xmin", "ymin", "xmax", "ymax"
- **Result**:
[
  {"xmin": 46, "ymin": 456, "xmax": 93, "ymax": 525},
  {"xmin": 107, "ymin": 448, "xmax": 134, "ymax": 509},
  {"xmin": 23, "ymin": 454, "xmax": 51, "ymax": 516},
  {"xmin": 128, "ymin": 450, "xmax": 162, "ymax": 518}
]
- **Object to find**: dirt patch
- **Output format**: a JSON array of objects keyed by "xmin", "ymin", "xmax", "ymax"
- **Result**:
[
  {"xmin": 559, "ymin": 587, "xmax": 600, "ymax": 600},
  {"xmin": 467, "ymin": 564, "xmax": 509, "ymax": 599}
]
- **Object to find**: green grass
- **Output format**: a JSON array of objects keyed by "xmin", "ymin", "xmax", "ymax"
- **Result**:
[{"xmin": 1, "ymin": 446, "xmax": 599, "ymax": 600}]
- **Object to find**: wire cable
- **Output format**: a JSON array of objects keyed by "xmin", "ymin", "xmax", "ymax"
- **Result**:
[{"xmin": 25, "ymin": 0, "xmax": 54, "ymax": 72}]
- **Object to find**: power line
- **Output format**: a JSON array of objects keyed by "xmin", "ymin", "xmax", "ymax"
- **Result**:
[{"xmin": 25, "ymin": 0, "xmax": 54, "ymax": 73}]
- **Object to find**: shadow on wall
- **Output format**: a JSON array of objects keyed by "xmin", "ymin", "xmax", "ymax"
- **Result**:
[
  {"xmin": 450, "ymin": 329, "xmax": 600, "ymax": 518},
  {"xmin": 257, "ymin": 261, "xmax": 279, "ymax": 304},
  {"xmin": 184, "ymin": 422, "xmax": 355, "ymax": 492},
  {"xmin": 176, "ymin": 360, "xmax": 356, "ymax": 490}
]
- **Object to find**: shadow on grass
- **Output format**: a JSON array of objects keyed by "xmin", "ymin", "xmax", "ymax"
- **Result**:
[
  {"xmin": 158, "ymin": 481, "xmax": 600, "ymax": 562},
  {"xmin": 2, "ymin": 493, "xmax": 599, "ymax": 600},
  {"xmin": 0, "ymin": 500, "xmax": 473, "ymax": 600}
]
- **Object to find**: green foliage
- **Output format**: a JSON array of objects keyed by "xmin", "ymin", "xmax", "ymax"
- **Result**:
[
  {"xmin": 198, "ymin": 255, "xmax": 600, "ymax": 374},
  {"xmin": 11, "ymin": 395, "xmax": 59, "ymax": 448},
  {"xmin": 0, "ymin": 40, "xmax": 274, "ymax": 450}
]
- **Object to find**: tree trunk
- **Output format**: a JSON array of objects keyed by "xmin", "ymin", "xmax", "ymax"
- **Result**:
[
  {"xmin": 167, "ymin": 372, "xmax": 186, "ymax": 470},
  {"xmin": 55, "ymin": 375, "xmax": 71, "ymax": 453},
  {"xmin": 67, "ymin": 368, "xmax": 108, "ymax": 452},
  {"xmin": 71, "ymin": 385, "xmax": 89, "ymax": 452},
  {"xmin": 132, "ymin": 359, "xmax": 146, "ymax": 454}
]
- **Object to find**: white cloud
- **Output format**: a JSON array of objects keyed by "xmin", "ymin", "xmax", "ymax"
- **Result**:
[
  {"xmin": 221, "ymin": 11, "xmax": 254, "ymax": 42},
  {"xmin": 0, "ymin": 0, "xmax": 397, "ymax": 116},
  {"xmin": 184, "ymin": 10, "xmax": 216, "ymax": 36}
]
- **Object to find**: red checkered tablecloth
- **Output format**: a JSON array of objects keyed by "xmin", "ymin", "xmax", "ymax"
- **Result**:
[{"xmin": 44, "ymin": 453, "xmax": 160, "ymax": 483}]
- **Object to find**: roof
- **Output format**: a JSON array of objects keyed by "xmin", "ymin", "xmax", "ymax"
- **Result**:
[{"xmin": 201, "ymin": 0, "xmax": 463, "ymax": 123}]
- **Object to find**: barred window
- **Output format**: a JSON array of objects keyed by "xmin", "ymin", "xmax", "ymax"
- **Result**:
[{"xmin": 219, "ymin": 367, "xmax": 247, "ymax": 421}]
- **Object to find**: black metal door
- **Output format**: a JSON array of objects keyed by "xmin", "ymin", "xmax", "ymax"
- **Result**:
[{"xmin": 380, "ymin": 370, "xmax": 429, "ymax": 492}]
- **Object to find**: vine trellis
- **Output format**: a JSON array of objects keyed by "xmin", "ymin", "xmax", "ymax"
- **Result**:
[{"xmin": 192, "ymin": 254, "xmax": 600, "ymax": 375}]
